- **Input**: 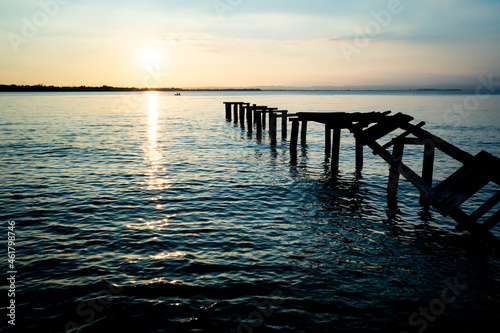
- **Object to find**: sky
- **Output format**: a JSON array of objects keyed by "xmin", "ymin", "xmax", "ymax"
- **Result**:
[{"xmin": 1, "ymin": 0, "xmax": 500, "ymax": 88}]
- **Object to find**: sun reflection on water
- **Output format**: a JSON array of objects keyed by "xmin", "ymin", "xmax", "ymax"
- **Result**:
[
  {"xmin": 151, "ymin": 251, "xmax": 186, "ymax": 260},
  {"xmin": 145, "ymin": 91, "xmax": 170, "ymax": 191}
]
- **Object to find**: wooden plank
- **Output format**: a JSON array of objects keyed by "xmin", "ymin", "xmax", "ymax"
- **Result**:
[
  {"xmin": 448, "ymin": 207, "xmax": 500, "ymax": 249},
  {"xmin": 457, "ymin": 191, "xmax": 500, "ymax": 231},
  {"xmin": 423, "ymin": 152, "xmax": 494, "ymax": 215},
  {"xmin": 399, "ymin": 122, "xmax": 474, "ymax": 164},
  {"xmin": 481, "ymin": 210, "xmax": 500, "ymax": 231},
  {"xmin": 376, "ymin": 121, "xmax": 425, "ymax": 153},
  {"xmin": 369, "ymin": 140, "xmax": 430, "ymax": 194},
  {"xmin": 355, "ymin": 113, "xmax": 414, "ymax": 146}
]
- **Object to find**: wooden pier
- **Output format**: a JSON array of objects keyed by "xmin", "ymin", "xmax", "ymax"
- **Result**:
[{"xmin": 223, "ymin": 102, "xmax": 500, "ymax": 249}]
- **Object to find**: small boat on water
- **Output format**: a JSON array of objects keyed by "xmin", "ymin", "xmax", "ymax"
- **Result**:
[{"xmin": 174, "ymin": 92, "xmax": 181, "ymax": 96}]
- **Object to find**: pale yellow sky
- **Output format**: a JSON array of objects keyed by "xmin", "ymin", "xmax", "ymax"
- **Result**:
[{"xmin": 1, "ymin": 0, "xmax": 499, "ymax": 88}]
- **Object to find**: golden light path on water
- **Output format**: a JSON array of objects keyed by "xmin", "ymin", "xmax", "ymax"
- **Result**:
[
  {"xmin": 146, "ymin": 91, "xmax": 168, "ymax": 192},
  {"xmin": 125, "ymin": 92, "xmax": 179, "ymax": 267},
  {"xmin": 144, "ymin": 92, "xmax": 182, "ymax": 264}
]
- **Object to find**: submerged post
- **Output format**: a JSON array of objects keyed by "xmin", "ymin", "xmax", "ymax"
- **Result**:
[
  {"xmin": 262, "ymin": 108, "xmax": 267, "ymax": 129},
  {"xmin": 240, "ymin": 103, "xmax": 247, "ymax": 128},
  {"xmin": 301, "ymin": 120, "xmax": 308, "ymax": 144},
  {"xmin": 290, "ymin": 119, "xmax": 299, "ymax": 158},
  {"xmin": 269, "ymin": 110, "xmax": 277, "ymax": 145},
  {"xmin": 281, "ymin": 111, "xmax": 288, "ymax": 140},
  {"xmin": 422, "ymin": 142, "xmax": 435, "ymax": 187},
  {"xmin": 247, "ymin": 104, "xmax": 254, "ymax": 132},
  {"xmin": 331, "ymin": 127, "xmax": 341, "ymax": 172},
  {"xmin": 420, "ymin": 141, "xmax": 435, "ymax": 202},
  {"xmin": 256, "ymin": 110, "xmax": 262, "ymax": 140},
  {"xmin": 356, "ymin": 136, "xmax": 363, "ymax": 171},
  {"xmin": 225, "ymin": 103, "xmax": 232, "ymax": 121},
  {"xmin": 387, "ymin": 140, "xmax": 405, "ymax": 195},
  {"xmin": 233, "ymin": 104, "xmax": 239, "ymax": 123},
  {"xmin": 325, "ymin": 124, "xmax": 331, "ymax": 156}
]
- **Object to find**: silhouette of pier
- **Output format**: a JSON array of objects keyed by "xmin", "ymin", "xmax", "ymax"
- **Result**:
[{"xmin": 223, "ymin": 102, "xmax": 500, "ymax": 249}]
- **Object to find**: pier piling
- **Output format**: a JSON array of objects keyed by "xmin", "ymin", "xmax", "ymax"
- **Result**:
[
  {"xmin": 301, "ymin": 120, "xmax": 308, "ymax": 144},
  {"xmin": 240, "ymin": 103, "xmax": 248, "ymax": 128},
  {"xmin": 281, "ymin": 111, "xmax": 288, "ymax": 140},
  {"xmin": 269, "ymin": 109, "xmax": 277, "ymax": 145},
  {"xmin": 290, "ymin": 119, "xmax": 299, "ymax": 158},
  {"xmin": 331, "ymin": 127, "xmax": 341, "ymax": 172},
  {"xmin": 255, "ymin": 110, "xmax": 262, "ymax": 140},
  {"xmin": 355, "ymin": 136, "xmax": 363, "ymax": 171},
  {"xmin": 247, "ymin": 104, "xmax": 254, "ymax": 132},
  {"xmin": 325, "ymin": 125, "xmax": 331, "ymax": 156}
]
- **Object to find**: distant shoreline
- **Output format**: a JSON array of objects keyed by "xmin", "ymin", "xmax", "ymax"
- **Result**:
[
  {"xmin": 0, "ymin": 85, "xmax": 262, "ymax": 92},
  {"xmin": 0, "ymin": 84, "xmax": 463, "ymax": 92}
]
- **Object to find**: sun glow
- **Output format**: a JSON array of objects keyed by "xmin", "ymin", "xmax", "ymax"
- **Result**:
[{"xmin": 141, "ymin": 49, "xmax": 162, "ymax": 68}]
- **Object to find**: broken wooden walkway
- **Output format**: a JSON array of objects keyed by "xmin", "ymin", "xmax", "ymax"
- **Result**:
[{"xmin": 223, "ymin": 102, "xmax": 500, "ymax": 249}]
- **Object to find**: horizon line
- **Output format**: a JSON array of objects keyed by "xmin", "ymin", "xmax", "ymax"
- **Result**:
[{"xmin": 0, "ymin": 84, "xmax": 468, "ymax": 92}]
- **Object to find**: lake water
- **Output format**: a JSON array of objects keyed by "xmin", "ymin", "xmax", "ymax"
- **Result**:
[{"xmin": 1, "ymin": 91, "xmax": 500, "ymax": 332}]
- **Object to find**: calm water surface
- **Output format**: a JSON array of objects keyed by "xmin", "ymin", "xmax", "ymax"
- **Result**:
[{"xmin": 1, "ymin": 91, "xmax": 500, "ymax": 332}]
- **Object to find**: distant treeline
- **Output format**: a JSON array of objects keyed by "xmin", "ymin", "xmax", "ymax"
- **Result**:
[{"xmin": 0, "ymin": 84, "xmax": 262, "ymax": 92}]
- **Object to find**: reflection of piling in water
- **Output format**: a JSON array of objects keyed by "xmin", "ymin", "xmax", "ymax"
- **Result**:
[{"xmin": 223, "ymin": 101, "xmax": 500, "ymax": 249}]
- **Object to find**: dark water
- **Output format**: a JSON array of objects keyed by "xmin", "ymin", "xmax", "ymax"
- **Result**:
[{"xmin": 1, "ymin": 91, "xmax": 500, "ymax": 333}]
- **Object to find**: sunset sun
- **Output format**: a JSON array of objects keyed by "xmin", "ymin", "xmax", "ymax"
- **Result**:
[{"xmin": 141, "ymin": 49, "xmax": 162, "ymax": 68}]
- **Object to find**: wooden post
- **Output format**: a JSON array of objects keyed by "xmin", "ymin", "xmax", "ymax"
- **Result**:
[
  {"xmin": 422, "ymin": 142, "xmax": 435, "ymax": 187},
  {"xmin": 233, "ymin": 104, "xmax": 238, "ymax": 123},
  {"xmin": 331, "ymin": 127, "xmax": 341, "ymax": 172},
  {"xmin": 281, "ymin": 111, "xmax": 288, "ymax": 140},
  {"xmin": 225, "ymin": 103, "xmax": 231, "ymax": 121},
  {"xmin": 269, "ymin": 110, "xmax": 277, "ymax": 145},
  {"xmin": 256, "ymin": 110, "xmax": 262, "ymax": 140},
  {"xmin": 247, "ymin": 104, "xmax": 254, "ymax": 132},
  {"xmin": 325, "ymin": 124, "xmax": 331, "ymax": 156},
  {"xmin": 301, "ymin": 120, "xmax": 308, "ymax": 144},
  {"xmin": 420, "ymin": 142, "xmax": 435, "ymax": 202},
  {"xmin": 240, "ymin": 104, "xmax": 246, "ymax": 128},
  {"xmin": 290, "ymin": 119, "xmax": 299, "ymax": 158},
  {"xmin": 387, "ymin": 139, "xmax": 405, "ymax": 195},
  {"xmin": 356, "ymin": 136, "xmax": 363, "ymax": 172},
  {"xmin": 262, "ymin": 108, "xmax": 267, "ymax": 129}
]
